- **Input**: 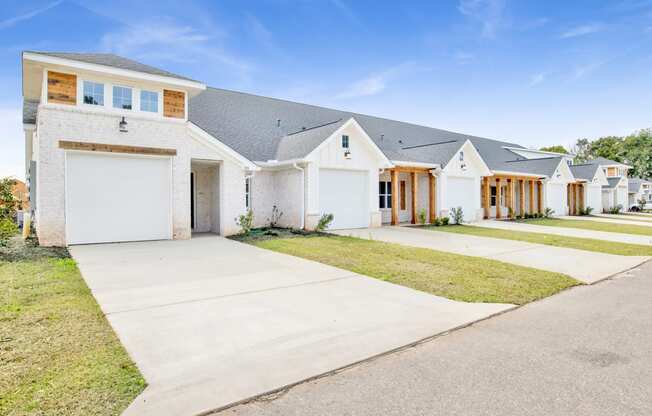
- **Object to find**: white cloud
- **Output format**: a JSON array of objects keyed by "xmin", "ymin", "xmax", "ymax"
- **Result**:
[
  {"xmin": 337, "ymin": 62, "xmax": 419, "ymax": 99},
  {"xmin": 0, "ymin": 107, "xmax": 25, "ymax": 180},
  {"xmin": 458, "ymin": 0, "xmax": 507, "ymax": 38},
  {"xmin": 529, "ymin": 72, "xmax": 546, "ymax": 87},
  {"xmin": 560, "ymin": 24, "xmax": 603, "ymax": 39},
  {"xmin": 572, "ymin": 61, "xmax": 605, "ymax": 80},
  {"xmin": 0, "ymin": 0, "xmax": 63, "ymax": 30},
  {"xmin": 100, "ymin": 17, "xmax": 251, "ymax": 75}
]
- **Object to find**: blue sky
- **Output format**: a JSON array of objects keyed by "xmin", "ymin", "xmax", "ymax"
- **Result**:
[{"xmin": 2, "ymin": 0, "xmax": 652, "ymax": 179}]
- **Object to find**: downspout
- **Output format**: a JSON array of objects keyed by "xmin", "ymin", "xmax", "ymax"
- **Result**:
[{"xmin": 292, "ymin": 163, "xmax": 305, "ymax": 229}]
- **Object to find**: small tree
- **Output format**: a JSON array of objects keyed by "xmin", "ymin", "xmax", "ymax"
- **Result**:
[
  {"xmin": 450, "ymin": 207, "xmax": 464, "ymax": 225},
  {"xmin": 0, "ymin": 177, "xmax": 18, "ymax": 221},
  {"xmin": 267, "ymin": 205, "xmax": 284, "ymax": 228},
  {"xmin": 235, "ymin": 209, "xmax": 254, "ymax": 235},
  {"xmin": 315, "ymin": 213, "xmax": 334, "ymax": 232},
  {"xmin": 417, "ymin": 209, "xmax": 427, "ymax": 225},
  {"xmin": 638, "ymin": 198, "xmax": 647, "ymax": 211}
]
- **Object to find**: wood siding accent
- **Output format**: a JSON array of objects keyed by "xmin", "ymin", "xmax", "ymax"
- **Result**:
[
  {"xmin": 400, "ymin": 181, "xmax": 406, "ymax": 210},
  {"xmin": 163, "ymin": 89, "xmax": 185, "ymax": 119},
  {"xmin": 59, "ymin": 140, "xmax": 177, "ymax": 156},
  {"xmin": 607, "ymin": 167, "xmax": 617, "ymax": 177},
  {"xmin": 47, "ymin": 71, "xmax": 77, "ymax": 105},
  {"xmin": 410, "ymin": 172, "xmax": 417, "ymax": 224},
  {"xmin": 429, "ymin": 174, "xmax": 436, "ymax": 223},
  {"xmin": 391, "ymin": 170, "xmax": 399, "ymax": 225}
]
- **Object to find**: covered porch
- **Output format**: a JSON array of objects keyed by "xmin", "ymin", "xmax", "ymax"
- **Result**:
[
  {"xmin": 567, "ymin": 182, "xmax": 586, "ymax": 215},
  {"xmin": 380, "ymin": 167, "xmax": 438, "ymax": 226},
  {"xmin": 482, "ymin": 175, "xmax": 544, "ymax": 219}
]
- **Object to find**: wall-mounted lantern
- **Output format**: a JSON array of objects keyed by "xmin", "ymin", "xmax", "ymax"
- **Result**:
[{"xmin": 119, "ymin": 116, "xmax": 128, "ymax": 133}]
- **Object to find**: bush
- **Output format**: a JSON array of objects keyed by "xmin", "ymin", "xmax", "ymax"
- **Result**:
[
  {"xmin": 267, "ymin": 205, "xmax": 284, "ymax": 227},
  {"xmin": 315, "ymin": 213, "xmax": 334, "ymax": 232},
  {"xmin": 0, "ymin": 218, "xmax": 19, "ymax": 246},
  {"xmin": 507, "ymin": 207, "xmax": 515, "ymax": 220},
  {"xmin": 543, "ymin": 208, "xmax": 554, "ymax": 218},
  {"xmin": 450, "ymin": 207, "xmax": 464, "ymax": 224},
  {"xmin": 235, "ymin": 209, "xmax": 254, "ymax": 235},
  {"xmin": 417, "ymin": 209, "xmax": 427, "ymax": 225},
  {"xmin": 609, "ymin": 204, "xmax": 623, "ymax": 215},
  {"xmin": 433, "ymin": 217, "xmax": 442, "ymax": 226},
  {"xmin": 579, "ymin": 207, "xmax": 593, "ymax": 216},
  {"xmin": 637, "ymin": 199, "xmax": 646, "ymax": 211},
  {"xmin": 441, "ymin": 217, "xmax": 450, "ymax": 226},
  {"xmin": 0, "ymin": 177, "xmax": 18, "ymax": 221}
]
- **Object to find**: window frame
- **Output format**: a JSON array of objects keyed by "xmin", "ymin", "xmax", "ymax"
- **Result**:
[
  {"xmin": 490, "ymin": 186, "xmax": 497, "ymax": 207},
  {"xmin": 140, "ymin": 89, "xmax": 159, "ymax": 113},
  {"xmin": 379, "ymin": 180, "xmax": 392, "ymax": 209},
  {"xmin": 82, "ymin": 80, "xmax": 105, "ymax": 106},
  {"xmin": 245, "ymin": 177, "xmax": 251, "ymax": 210},
  {"xmin": 342, "ymin": 135, "xmax": 350, "ymax": 149},
  {"xmin": 112, "ymin": 85, "xmax": 133, "ymax": 110}
]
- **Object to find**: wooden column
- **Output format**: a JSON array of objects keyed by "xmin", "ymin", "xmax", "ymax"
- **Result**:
[
  {"xmin": 429, "ymin": 174, "xmax": 436, "ymax": 223},
  {"xmin": 529, "ymin": 180, "xmax": 535, "ymax": 214},
  {"xmin": 483, "ymin": 177, "xmax": 491, "ymax": 219},
  {"xmin": 410, "ymin": 172, "xmax": 418, "ymax": 224},
  {"xmin": 569, "ymin": 183, "xmax": 576, "ymax": 215},
  {"xmin": 537, "ymin": 181, "xmax": 543, "ymax": 214},
  {"xmin": 496, "ymin": 178, "xmax": 502, "ymax": 219},
  {"xmin": 507, "ymin": 178, "xmax": 514, "ymax": 217},
  {"xmin": 391, "ymin": 169, "xmax": 399, "ymax": 225},
  {"xmin": 519, "ymin": 179, "xmax": 525, "ymax": 216},
  {"xmin": 579, "ymin": 183, "xmax": 585, "ymax": 212}
]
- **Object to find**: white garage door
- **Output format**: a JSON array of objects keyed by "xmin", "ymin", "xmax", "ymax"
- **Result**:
[
  {"xmin": 446, "ymin": 177, "xmax": 477, "ymax": 222},
  {"xmin": 547, "ymin": 183, "xmax": 566, "ymax": 216},
  {"xmin": 586, "ymin": 184, "xmax": 602, "ymax": 213},
  {"xmin": 319, "ymin": 169, "xmax": 369, "ymax": 229},
  {"xmin": 66, "ymin": 152, "xmax": 172, "ymax": 245}
]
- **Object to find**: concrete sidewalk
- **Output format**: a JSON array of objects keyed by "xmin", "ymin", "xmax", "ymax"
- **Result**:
[
  {"xmin": 330, "ymin": 227, "xmax": 648, "ymax": 284},
  {"xmin": 476, "ymin": 219, "xmax": 652, "ymax": 245},
  {"xmin": 70, "ymin": 236, "xmax": 512, "ymax": 416},
  {"xmin": 586, "ymin": 213, "xmax": 652, "ymax": 226}
]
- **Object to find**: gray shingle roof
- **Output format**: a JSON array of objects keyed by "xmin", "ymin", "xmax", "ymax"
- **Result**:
[
  {"xmin": 23, "ymin": 100, "xmax": 39, "ymax": 124},
  {"xmin": 189, "ymin": 87, "xmax": 544, "ymax": 171},
  {"xmin": 498, "ymin": 157, "xmax": 563, "ymax": 177},
  {"xmin": 586, "ymin": 156, "xmax": 625, "ymax": 166},
  {"xmin": 25, "ymin": 51, "xmax": 199, "ymax": 82},
  {"xmin": 569, "ymin": 163, "xmax": 599, "ymax": 181},
  {"xmin": 628, "ymin": 178, "xmax": 651, "ymax": 193},
  {"xmin": 604, "ymin": 177, "xmax": 623, "ymax": 189}
]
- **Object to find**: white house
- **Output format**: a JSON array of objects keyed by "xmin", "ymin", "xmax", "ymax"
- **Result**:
[
  {"xmin": 23, "ymin": 51, "xmax": 586, "ymax": 246},
  {"xmin": 628, "ymin": 178, "xmax": 652, "ymax": 210}
]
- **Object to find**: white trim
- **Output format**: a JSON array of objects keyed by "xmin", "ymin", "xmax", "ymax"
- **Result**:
[
  {"xmin": 24, "ymin": 52, "xmax": 206, "ymax": 91},
  {"xmin": 23, "ymin": 124, "xmax": 36, "ymax": 131},
  {"xmin": 444, "ymin": 139, "xmax": 492, "ymax": 176},
  {"xmin": 187, "ymin": 122, "xmax": 260, "ymax": 171},
  {"xmin": 306, "ymin": 117, "xmax": 394, "ymax": 168},
  {"xmin": 503, "ymin": 146, "xmax": 576, "ymax": 158},
  {"xmin": 491, "ymin": 170, "xmax": 546, "ymax": 178},
  {"xmin": 390, "ymin": 160, "xmax": 439, "ymax": 169}
]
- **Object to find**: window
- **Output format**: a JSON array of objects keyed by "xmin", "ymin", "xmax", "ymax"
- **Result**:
[
  {"xmin": 112, "ymin": 86, "xmax": 132, "ymax": 110},
  {"xmin": 342, "ymin": 135, "xmax": 350, "ymax": 149},
  {"xmin": 140, "ymin": 90, "xmax": 158, "ymax": 113},
  {"xmin": 490, "ymin": 186, "xmax": 497, "ymax": 207},
  {"xmin": 379, "ymin": 181, "xmax": 392, "ymax": 209},
  {"xmin": 83, "ymin": 81, "xmax": 104, "ymax": 106},
  {"xmin": 245, "ymin": 178, "xmax": 251, "ymax": 209},
  {"xmin": 400, "ymin": 181, "xmax": 406, "ymax": 210}
]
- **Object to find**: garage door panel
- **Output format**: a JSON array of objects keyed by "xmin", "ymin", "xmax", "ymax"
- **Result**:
[
  {"xmin": 447, "ymin": 177, "xmax": 476, "ymax": 222},
  {"xmin": 319, "ymin": 169, "xmax": 369, "ymax": 230},
  {"xmin": 547, "ymin": 183, "xmax": 565, "ymax": 216},
  {"xmin": 66, "ymin": 152, "xmax": 172, "ymax": 245}
]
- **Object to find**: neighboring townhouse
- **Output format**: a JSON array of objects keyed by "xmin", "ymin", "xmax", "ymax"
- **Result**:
[
  {"xmin": 23, "ymin": 51, "xmax": 588, "ymax": 246},
  {"xmin": 569, "ymin": 163, "xmax": 609, "ymax": 213},
  {"xmin": 581, "ymin": 157, "xmax": 631, "ymax": 211},
  {"xmin": 628, "ymin": 178, "xmax": 652, "ymax": 210}
]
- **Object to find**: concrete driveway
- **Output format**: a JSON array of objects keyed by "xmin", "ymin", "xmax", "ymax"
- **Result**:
[
  {"xmin": 565, "ymin": 214, "xmax": 652, "ymax": 227},
  {"xmin": 70, "ymin": 235, "xmax": 511, "ymax": 416},
  {"xmin": 476, "ymin": 219, "xmax": 652, "ymax": 245},
  {"xmin": 330, "ymin": 227, "xmax": 648, "ymax": 284}
]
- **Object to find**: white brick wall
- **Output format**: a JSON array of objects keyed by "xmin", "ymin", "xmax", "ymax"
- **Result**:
[{"xmin": 35, "ymin": 105, "xmax": 246, "ymax": 246}]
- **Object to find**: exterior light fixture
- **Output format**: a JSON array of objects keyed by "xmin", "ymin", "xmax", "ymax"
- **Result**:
[
  {"xmin": 119, "ymin": 116, "xmax": 128, "ymax": 132},
  {"xmin": 344, "ymin": 149, "xmax": 351, "ymax": 159}
]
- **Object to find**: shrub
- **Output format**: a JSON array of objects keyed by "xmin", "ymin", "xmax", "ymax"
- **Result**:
[
  {"xmin": 235, "ymin": 209, "xmax": 254, "ymax": 235},
  {"xmin": 267, "ymin": 205, "xmax": 284, "ymax": 228},
  {"xmin": 433, "ymin": 217, "xmax": 442, "ymax": 226},
  {"xmin": 0, "ymin": 218, "xmax": 19, "ymax": 246},
  {"xmin": 449, "ymin": 207, "xmax": 464, "ymax": 224},
  {"xmin": 543, "ymin": 208, "xmax": 554, "ymax": 218},
  {"xmin": 315, "ymin": 213, "xmax": 334, "ymax": 232},
  {"xmin": 609, "ymin": 204, "xmax": 623, "ymax": 215},
  {"xmin": 417, "ymin": 209, "xmax": 427, "ymax": 225},
  {"xmin": 507, "ymin": 207, "xmax": 515, "ymax": 220},
  {"xmin": 637, "ymin": 198, "xmax": 646, "ymax": 211},
  {"xmin": 515, "ymin": 214, "xmax": 522, "ymax": 220},
  {"xmin": 579, "ymin": 207, "xmax": 593, "ymax": 216},
  {"xmin": 0, "ymin": 177, "xmax": 18, "ymax": 221},
  {"xmin": 441, "ymin": 217, "xmax": 450, "ymax": 226}
]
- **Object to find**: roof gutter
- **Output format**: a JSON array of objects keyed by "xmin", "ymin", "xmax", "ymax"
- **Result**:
[
  {"xmin": 255, "ymin": 159, "xmax": 308, "ymax": 169},
  {"xmin": 491, "ymin": 170, "xmax": 547, "ymax": 179},
  {"xmin": 389, "ymin": 160, "xmax": 438, "ymax": 169}
]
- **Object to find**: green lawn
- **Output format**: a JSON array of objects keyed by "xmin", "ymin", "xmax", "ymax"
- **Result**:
[
  {"xmin": 0, "ymin": 239, "xmax": 145, "ymax": 415},
  {"xmin": 431, "ymin": 225, "xmax": 652, "ymax": 256},
  {"xmin": 252, "ymin": 235, "xmax": 578, "ymax": 305},
  {"xmin": 599, "ymin": 214, "xmax": 652, "ymax": 223},
  {"xmin": 522, "ymin": 218, "xmax": 652, "ymax": 236}
]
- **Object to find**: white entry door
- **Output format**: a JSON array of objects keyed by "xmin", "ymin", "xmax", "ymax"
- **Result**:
[
  {"xmin": 319, "ymin": 169, "xmax": 369, "ymax": 229},
  {"xmin": 65, "ymin": 152, "xmax": 172, "ymax": 245}
]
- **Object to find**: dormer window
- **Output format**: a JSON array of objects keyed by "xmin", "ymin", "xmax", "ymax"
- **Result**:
[
  {"xmin": 83, "ymin": 81, "xmax": 104, "ymax": 106},
  {"xmin": 112, "ymin": 86, "xmax": 132, "ymax": 110},
  {"xmin": 140, "ymin": 90, "xmax": 159, "ymax": 113},
  {"xmin": 342, "ymin": 135, "xmax": 350, "ymax": 149}
]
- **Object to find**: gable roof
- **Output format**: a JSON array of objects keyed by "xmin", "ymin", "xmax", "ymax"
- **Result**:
[
  {"xmin": 586, "ymin": 156, "xmax": 627, "ymax": 167},
  {"xmin": 569, "ymin": 163, "xmax": 599, "ymax": 181},
  {"xmin": 189, "ymin": 87, "xmax": 550, "ymax": 172},
  {"xmin": 604, "ymin": 177, "xmax": 625, "ymax": 189},
  {"xmin": 24, "ymin": 51, "xmax": 198, "ymax": 82},
  {"xmin": 629, "ymin": 178, "xmax": 652, "ymax": 193}
]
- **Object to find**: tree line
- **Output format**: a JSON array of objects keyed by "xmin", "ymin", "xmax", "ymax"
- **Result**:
[{"xmin": 540, "ymin": 129, "xmax": 652, "ymax": 179}]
